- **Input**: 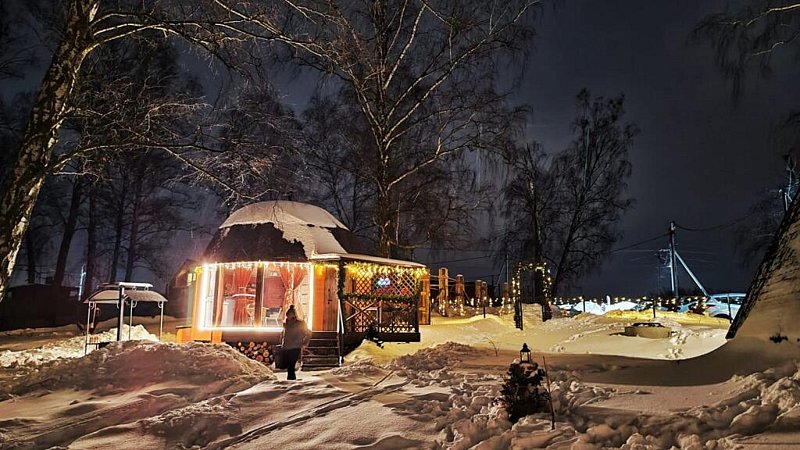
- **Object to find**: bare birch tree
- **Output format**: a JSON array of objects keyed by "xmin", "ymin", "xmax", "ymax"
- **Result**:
[
  {"xmin": 0, "ymin": 0, "xmax": 265, "ymax": 298},
  {"xmin": 501, "ymin": 142, "xmax": 557, "ymax": 265},
  {"xmin": 269, "ymin": 0, "xmax": 536, "ymax": 255},
  {"xmin": 695, "ymin": 1, "xmax": 800, "ymax": 101},
  {"xmin": 503, "ymin": 90, "xmax": 637, "ymax": 296},
  {"xmin": 192, "ymin": 78, "xmax": 306, "ymax": 210},
  {"xmin": 548, "ymin": 90, "xmax": 637, "ymax": 295}
]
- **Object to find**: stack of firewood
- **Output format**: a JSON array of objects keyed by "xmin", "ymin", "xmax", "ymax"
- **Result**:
[{"xmin": 231, "ymin": 341, "xmax": 273, "ymax": 364}]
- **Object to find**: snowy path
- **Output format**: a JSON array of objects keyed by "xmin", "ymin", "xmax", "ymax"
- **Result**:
[
  {"xmin": 214, "ymin": 371, "xmax": 408, "ymax": 449},
  {"xmin": 1, "ymin": 314, "xmax": 798, "ymax": 449}
]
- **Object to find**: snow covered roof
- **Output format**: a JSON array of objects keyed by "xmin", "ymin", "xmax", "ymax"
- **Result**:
[
  {"xmin": 311, "ymin": 253, "xmax": 426, "ymax": 268},
  {"xmin": 220, "ymin": 201, "xmax": 347, "ymax": 230},
  {"xmin": 206, "ymin": 201, "xmax": 423, "ymax": 266},
  {"xmin": 215, "ymin": 201, "xmax": 350, "ymax": 259},
  {"xmin": 85, "ymin": 285, "xmax": 167, "ymax": 304}
]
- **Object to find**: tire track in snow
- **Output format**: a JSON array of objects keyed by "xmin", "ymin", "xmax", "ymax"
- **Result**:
[
  {"xmin": 212, "ymin": 370, "xmax": 406, "ymax": 449},
  {"xmin": 5, "ymin": 394, "xmax": 177, "ymax": 449}
]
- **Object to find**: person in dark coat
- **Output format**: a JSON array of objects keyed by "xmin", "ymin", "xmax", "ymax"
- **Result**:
[{"xmin": 281, "ymin": 305, "xmax": 312, "ymax": 380}]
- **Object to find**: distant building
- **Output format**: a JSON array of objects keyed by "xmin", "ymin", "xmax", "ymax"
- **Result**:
[
  {"xmin": 165, "ymin": 259, "xmax": 199, "ymax": 319},
  {"xmin": 0, "ymin": 284, "xmax": 78, "ymax": 331}
]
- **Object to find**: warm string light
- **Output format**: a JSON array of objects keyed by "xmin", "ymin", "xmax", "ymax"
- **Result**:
[
  {"xmin": 551, "ymin": 295, "xmax": 706, "ymax": 306},
  {"xmin": 208, "ymin": 260, "xmax": 311, "ymax": 271},
  {"xmin": 346, "ymin": 261, "xmax": 427, "ymax": 280},
  {"xmin": 511, "ymin": 261, "xmax": 553, "ymax": 306}
]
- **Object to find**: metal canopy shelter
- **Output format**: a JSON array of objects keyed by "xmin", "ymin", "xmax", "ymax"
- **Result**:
[{"xmin": 83, "ymin": 282, "xmax": 167, "ymax": 354}]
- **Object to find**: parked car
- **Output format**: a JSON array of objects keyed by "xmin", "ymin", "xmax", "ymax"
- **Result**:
[
  {"xmin": 633, "ymin": 301, "xmax": 669, "ymax": 312},
  {"xmin": 677, "ymin": 299, "xmax": 703, "ymax": 314},
  {"xmin": 702, "ymin": 293, "xmax": 746, "ymax": 321}
]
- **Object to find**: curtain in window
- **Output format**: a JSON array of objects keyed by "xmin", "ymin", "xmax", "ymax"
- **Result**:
[
  {"xmin": 233, "ymin": 267, "xmax": 254, "ymax": 292},
  {"xmin": 278, "ymin": 265, "xmax": 307, "ymax": 322}
]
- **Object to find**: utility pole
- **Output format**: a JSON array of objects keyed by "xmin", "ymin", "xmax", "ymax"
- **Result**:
[
  {"xmin": 781, "ymin": 155, "xmax": 797, "ymax": 212},
  {"xmin": 669, "ymin": 221, "xmax": 679, "ymax": 308}
]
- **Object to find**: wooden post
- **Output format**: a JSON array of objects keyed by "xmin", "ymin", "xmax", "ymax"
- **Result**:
[
  {"xmin": 481, "ymin": 281, "xmax": 488, "ymax": 317},
  {"xmin": 420, "ymin": 270, "xmax": 431, "ymax": 325},
  {"xmin": 254, "ymin": 265, "xmax": 264, "ymax": 327},
  {"xmin": 438, "ymin": 268, "xmax": 448, "ymax": 316},
  {"xmin": 455, "ymin": 274, "xmax": 465, "ymax": 305},
  {"xmin": 475, "ymin": 279, "xmax": 482, "ymax": 308}
]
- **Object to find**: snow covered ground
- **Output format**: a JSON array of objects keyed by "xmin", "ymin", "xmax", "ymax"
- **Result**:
[{"xmin": 0, "ymin": 309, "xmax": 798, "ymax": 449}]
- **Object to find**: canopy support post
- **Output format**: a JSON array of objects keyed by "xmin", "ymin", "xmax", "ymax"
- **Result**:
[
  {"xmin": 129, "ymin": 300, "xmax": 134, "ymax": 340},
  {"xmin": 84, "ymin": 302, "xmax": 92, "ymax": 354},
  {"xmin": 116, "ymin": 286, "xmax": 125, "ymax": 342},
  {"xmin": 159, "ymin": 301, "xmax": 164, "ymax": 341}
]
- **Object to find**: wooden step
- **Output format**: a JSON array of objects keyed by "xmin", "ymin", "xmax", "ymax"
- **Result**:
[
  {"xmin": 311, "ymin": 331, "xmax": 338, "ymax": 338},
  {"xmin": 303, "ymin": 331, "xmax": 340, "ymax": 369},
  {"xmin": 306, "ymin": 346, "xmax": 339, "ymax": 356},
  {"xmin": 302, "ymin": 354, "xmax": 341, "ymax": 370}
]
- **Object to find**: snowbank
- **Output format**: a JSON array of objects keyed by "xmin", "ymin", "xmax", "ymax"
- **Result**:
[
  {"xmin": 568, "ymin": 361, "xmax": 800, "ymax": 449},
  {"xmin": 370, "ymin": 341, "xmax": 800, "ymax": 450},
  {"xmin": 366, "ymin": 342, "xmax": 614, "ymax": 449},
  {"xmin": 3, "ymin": 340, "xmax": 274, "ymax": 399},
  {"xmin": 391, "ymin": 342, "xmax": 483, "ymax": 373},
  {"xmin": 2, "ymin": 310, "xmax": 792, "ymax": 449},
  {"xmin": 0, "ymin": 324, "xmax": 156, "ymax": 369}
]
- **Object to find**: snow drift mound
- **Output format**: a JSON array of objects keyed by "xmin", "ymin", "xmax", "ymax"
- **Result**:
[
  {"xmin": 571, "ymin": 361, "xmax": 800, "ymax": 449},
  {"xmin": 2, "ymin": 340, "xmax": 274, "ymax": 398},
  {"xmin": 391, "ymin": 342, "xmax": 482, "ymax": 372},
  {"xmin": 0, "ymin": 324, "xmax": 156, "ymax": 369}
]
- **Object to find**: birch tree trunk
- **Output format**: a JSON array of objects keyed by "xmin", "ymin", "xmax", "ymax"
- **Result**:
[
  {"xmin": 53, "ymin": 180, "xmax": 83, "ymax": 286},
  {"xmin": 0, "ymin": 0, "xmax": 97, "ymax": 298}
]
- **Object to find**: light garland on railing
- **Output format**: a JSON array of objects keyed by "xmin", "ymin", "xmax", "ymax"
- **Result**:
[
  {"xmin": 207, "ymin": 260, "xmax": 311, "ymax": 271},
  {"xmin": 345, "ymin": 261, "xmax": 428, "ymax": 280}
]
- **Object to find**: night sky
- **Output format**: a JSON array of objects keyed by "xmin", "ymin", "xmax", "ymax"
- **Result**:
[
  {"xmin": 519, "ymin": 0, "xmax": 800, "ymax": 296},
  {"xmin": 402, "ymin": 1, "xmax": 800, "ymax": 297}
]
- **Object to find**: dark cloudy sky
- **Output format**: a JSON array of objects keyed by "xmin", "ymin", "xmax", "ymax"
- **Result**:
[
  {"xmin": 499, "ymin": 0, "xmax": 800, "ymax": 297},
  {"xmin": 385, "ymin": 1, "xmax": 800, "ymax": 298}
]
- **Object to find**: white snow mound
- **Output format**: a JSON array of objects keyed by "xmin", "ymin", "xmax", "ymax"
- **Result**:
[
  {"xmin": 391, "ymin": 342, "xmax": 482, "ymax": 372},
  {"xmin": 0, "ymin": 324, "xmax": 156, "ymax": 369},
  {"xmin": 3, "ymin": 340, "xmax": 275, "ymax": 398}
]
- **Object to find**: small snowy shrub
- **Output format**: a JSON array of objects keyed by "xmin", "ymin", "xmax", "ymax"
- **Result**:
[{"xmin": 500, "ymin": 361, "xmax": 550, "ymax": 422}]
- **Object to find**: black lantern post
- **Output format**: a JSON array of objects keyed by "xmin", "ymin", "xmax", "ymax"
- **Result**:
[{"xmin": 520, "ymin": 343, "xmax": 532, "ymax": 365}]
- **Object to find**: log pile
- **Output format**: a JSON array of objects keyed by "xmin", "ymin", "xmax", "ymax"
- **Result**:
[{"xmin": 231, "ymin": 341, "xmax": 274, "ymax": 365}]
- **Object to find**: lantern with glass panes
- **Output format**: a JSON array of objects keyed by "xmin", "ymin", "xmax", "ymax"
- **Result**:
[{"xmin": 520, "ymin": 343, "xmax": 533, "ymax": 365}]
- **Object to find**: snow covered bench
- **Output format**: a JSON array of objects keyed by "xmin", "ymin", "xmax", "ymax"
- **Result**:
[{"xmin": 623, "ymin": 322, "xmax": 672, "ymax": 339}]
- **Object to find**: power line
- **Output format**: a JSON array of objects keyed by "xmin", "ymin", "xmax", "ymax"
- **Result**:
[
  {"xmin": 675, "ymin": 210, "xmax": 758, "ymax": 232},
  {"xmin": 610, "ymin": 233, "xmax": 669, "ymax": 254},
  {"xmin": 428, "ymin": 254, "xmax": 493, "ymax": 265}
]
